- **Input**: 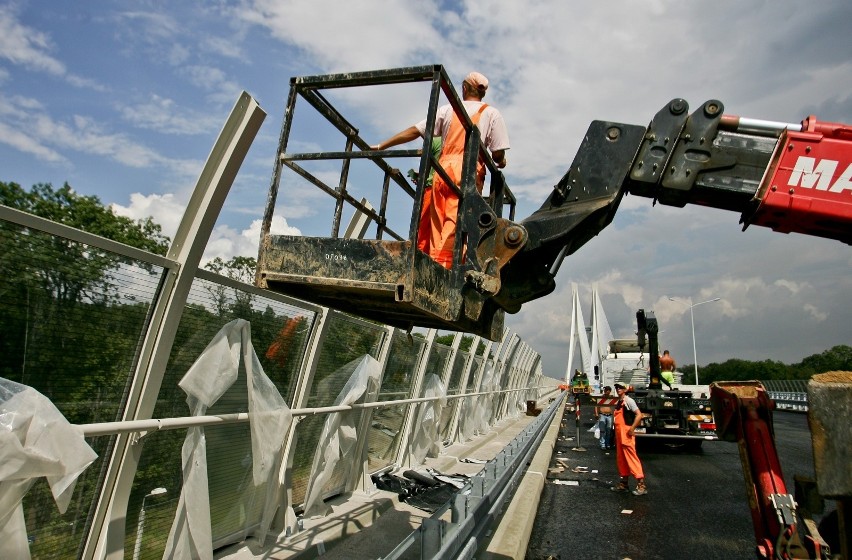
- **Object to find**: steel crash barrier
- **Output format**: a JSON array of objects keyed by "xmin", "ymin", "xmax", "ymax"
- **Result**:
[
  {"xmin": 762, "ymin": 380, "xmax": 809, "ymax": 412},
  {"xmin": 382, "ymin": 393, "xmax": 566, "ymax": 560},
  {"xmin": 766, "ymin": 391, "xmax": 809, "ymax": 412},
  {"xmin": 0, "ymin": 95, "xmax": 561, "ymax": 560}
]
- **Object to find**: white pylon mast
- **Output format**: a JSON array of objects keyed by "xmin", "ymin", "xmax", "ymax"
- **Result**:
[
  {"xmin": 565, "ymin": 283, "xmax": 592, "ymax": 383},
  {"xmin": 589, "ymin": 284, "xmax": 614, "ymax": 392}
]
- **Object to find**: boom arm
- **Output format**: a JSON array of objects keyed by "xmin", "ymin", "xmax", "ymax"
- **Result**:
[
  {"xmin": 494, "ymin": 100, "xmax": 852, "ymax": 313},
  {"xmin": 710, "ymin": 382, "xmax": 832, "ymax": 559}
]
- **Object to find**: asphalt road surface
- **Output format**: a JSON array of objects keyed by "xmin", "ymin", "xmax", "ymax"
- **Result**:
[{"xmin": 525, "ymin": 406, "xmax": 820, "ymax": 560}]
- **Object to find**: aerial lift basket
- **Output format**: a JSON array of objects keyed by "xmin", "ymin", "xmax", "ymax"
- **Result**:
[{"xmin": 256, "ymin": 65, "xmax": 519, "ymax": 340}]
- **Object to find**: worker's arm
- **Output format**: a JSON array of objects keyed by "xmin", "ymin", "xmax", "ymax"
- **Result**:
[
  {"xmin": 627, "ymin": 407, "xmax": 643, "ymax": 436},
  {"xmin": 373, "ymin": 126, "xmax": 421, "ymax": 151},
  {"xmin": 491, "ymin": 148, "xmax": 506, "ymax": 168}
]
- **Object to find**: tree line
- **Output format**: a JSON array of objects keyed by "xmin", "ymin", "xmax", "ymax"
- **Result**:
[{"xmin": 683, "ymin": 344, "xmax": 852, "ymax": 384}]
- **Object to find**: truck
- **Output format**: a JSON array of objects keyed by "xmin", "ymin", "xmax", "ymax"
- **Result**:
[
  {"xmin": 254, "ymin": 65, "xmax": 851, "ymax": 558},
  {"xmin": 599, "ymin": 310, "xmax": 716, "ymax": 448}
]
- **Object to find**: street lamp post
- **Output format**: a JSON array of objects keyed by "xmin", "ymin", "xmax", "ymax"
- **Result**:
[
  {"xmin": 668, "ymin": 296, "xmax": 721, "ymax": 385},
  {"xmin": 133, "ymin": 487, "xmax": 167, "ymax": 560}
]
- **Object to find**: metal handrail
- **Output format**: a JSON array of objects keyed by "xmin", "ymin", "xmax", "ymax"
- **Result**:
[{"xmin": 79, "ymin": 384, "xmax": 558, "ymax": 437}]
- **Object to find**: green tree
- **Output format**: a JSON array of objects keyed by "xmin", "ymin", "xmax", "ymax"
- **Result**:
[
  {"xmin": 1, "ymin": 182, "xmax": 169, "ymax": 254},
  {"xmin": 203, "ymin": 255, "xmax": 257, "ymax": 318},
  {"xmin": 204, "ymin": 255, "xmax": 257, "ymax": 283},
  {"xmin": 1, "ymin": 182, "xmax": 170, "ymax": 397},
  {"xmin": 797, "ymin": 345, "xmax": 852, "ymax": 375},
  {"xmin": 433, "ymin": 333, "xmax": 484, "ymax": 354},
  {"xmin": 695, "ymin": 345, "xmax": 851, "ymax": 384}
]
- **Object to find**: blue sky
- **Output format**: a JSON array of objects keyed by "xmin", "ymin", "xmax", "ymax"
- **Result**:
[{"xmin": 2, "ymin": 0, "xmax": 851, "ymax": 378}]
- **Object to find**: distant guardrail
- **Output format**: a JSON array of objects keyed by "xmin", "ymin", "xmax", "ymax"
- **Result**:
[
  {"xmin": 766, "ymin": 391, "xmax": 809, "ymax": 412},
  {"xmin": 761, "ymin": 379, "xmax": 809, "ymax": 412}
]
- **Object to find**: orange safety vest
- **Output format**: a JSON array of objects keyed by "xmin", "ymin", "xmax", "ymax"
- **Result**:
[{"xmin": 420, "ymin": 104, "xmax": 489, "ymax": 268}]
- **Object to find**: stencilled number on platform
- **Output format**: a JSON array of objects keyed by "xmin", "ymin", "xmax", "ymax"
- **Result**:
[{"xmin": 325, "ymin": 253, "xmax": 347, "ymax": 262}]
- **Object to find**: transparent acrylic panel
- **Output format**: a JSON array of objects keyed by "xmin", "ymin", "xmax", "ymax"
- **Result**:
[
  {"xmin": 422, "ymin": 344, "xmax": 451, "ymax": 393},
  {"xmin": 291, "ymin": 313, "xmax": 386, "ymax": 508},
  {"xmin": 367, "ymin": 330, "xmax": 425, "ymax": 472},
  {"xmin": 458, "ymin": 354, "xmax": 485, "ymax": 442},
  {"xmin": 467, "ymin": 355, "xmax": 484, "ymax": 392},
  {"xmin": 439, "ymin": 350, "xmax": 470, "ymax": 443},
  {"xmin": 130, "ymin": 275, "xmax": 317, "ymax": 555}
]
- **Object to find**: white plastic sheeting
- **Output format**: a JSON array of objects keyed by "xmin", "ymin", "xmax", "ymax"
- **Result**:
[
  {"xmin": 409, "ymin": 374, "xmax": 447, "ymax": 466},
  {"xmin": 163, "ymin": 319, "xmax": 292, "ymax": 560},
  {"xmin": 457, "ymin": 392, "xmax": 477, "ymax": 443},
  {"xmin": 481, "ymin": 362, "xmax": 499, "ymax": 433},
  {"xmin": 459, "ymin": 361, "xmax": 495, "ymax": 441},
  {"xmin": 301, "ymin": 355, "xmax": 382, "ymax": 518},
  {"xmin": 0, "ymin": 378, "xmax": 97, "ymax": 560}
]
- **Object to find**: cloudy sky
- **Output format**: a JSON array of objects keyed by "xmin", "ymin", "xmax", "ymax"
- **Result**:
[{"xmin": 2, "ymin": 0, "xmax": 850, "ymax": 379}]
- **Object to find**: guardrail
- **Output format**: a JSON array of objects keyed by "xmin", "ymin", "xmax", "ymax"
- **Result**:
[
  {"xmin": 767, "ymin": 391, "xmax": 809, "ymax": 412},
  {"xmin": 761, "ymin": 380, "xmax": 809, "ymax": 412},
  {"xmin": 382, "ymin": 393, "xmax": 566, "ymax": 559}
]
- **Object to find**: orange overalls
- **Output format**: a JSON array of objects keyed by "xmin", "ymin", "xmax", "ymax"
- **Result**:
[
  {"xmin": 614, "ymin": 398, "xmax": 645, "ymax": 480},
  {"xmin": 418, "ymin": 105, "xmax": 489, "ymax": 268}
]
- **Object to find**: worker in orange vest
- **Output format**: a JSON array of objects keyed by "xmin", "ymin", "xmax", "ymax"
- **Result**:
[
  {"xmin": 373, "ymin": 71, "xmax": 510, "ymax": 268},
  {"xmin": 610, "ymin": 383, "xmax": 647, "ymax": 495}
]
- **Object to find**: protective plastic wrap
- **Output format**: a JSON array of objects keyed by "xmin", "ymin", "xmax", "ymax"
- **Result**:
[
  {"xmin": 475, "ymin": 362, "xmax": 497, "ymax": 435},
  {"xmin": 163, "ymin": 319, "xmax": 292, "ymax": 559},
  {"xmin": 302, "ymin": 355, "xmax": 382, "ymax": 518},
  {"xmin": 409, "ymin": 374, "xmax": 447, "ymax": 466},
  {"xmin": 458, "ymin": 394, "xmax": 476, "ymax": 442},
  {"xmin": 0, "ymin": 378, "xmax": 97, "ymax": 560}
]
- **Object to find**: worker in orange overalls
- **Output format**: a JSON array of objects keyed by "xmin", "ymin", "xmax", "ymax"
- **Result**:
[
  {"xmin": 610, "ymin": 383, "xmax": 647, "ymax": 495},
  {"xmin": 373, "ymin": 71, "xmax": 509, "ymax": 268}
]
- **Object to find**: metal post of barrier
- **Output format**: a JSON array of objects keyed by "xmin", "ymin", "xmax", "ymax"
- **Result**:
[{"xmin": 421, "ymin": 518, "xmax": 442, "ymax": 557}]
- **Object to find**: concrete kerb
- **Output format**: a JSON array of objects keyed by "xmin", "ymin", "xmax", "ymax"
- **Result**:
[{"xmin": 480, "ymin": 401, "xmax": 564, "ymax": 559}]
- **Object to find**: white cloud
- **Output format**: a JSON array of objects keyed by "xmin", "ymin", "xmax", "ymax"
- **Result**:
[
  {"xmin": 0, "ymin": 121, "xmax": 66, "ymax": 163},
  {"xmin": 111, "ymin": 192, "xmax": 187, "ymax": 239},
  {"xmin": 0, "ymin": 5, "xmax": 65, "ymax": 75},
  {"xmin": 203, "ymin": 216, "xmax": 302, "ymax": 264},
  {"xmin": 238, "ymin": 0, "xmax": 443, "ymax": 70},
  {"xmin": 803, "ymin": 304, "xmax": 828, "ymax": 322},
  {"xmin": 112, "ymin": 192, "xmax": 302, "ymax": 264},
  {"xmin": 0, "ymin": 6, "xmax": 103, "ymax": 89},
  {"xmin": 182, "ymin": 65, "xmax": 244, "ymax": 104},
  {"xmin": 120, "ymin": 94, "xmax": 221, "ymax": 135},
  {"xmin": 203, "ymin": 36, "xmax": 245, "ymax": 60},
  {"xmin": 116, "ymin": 11, "xmax": 180, "ymax": 41},
  {"xmin": 0, "ymin": 91, "xmax": 202, "ymax": 179}
]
